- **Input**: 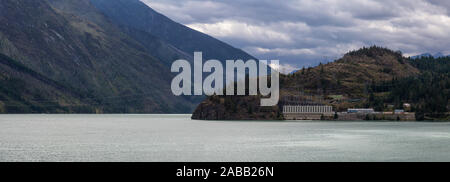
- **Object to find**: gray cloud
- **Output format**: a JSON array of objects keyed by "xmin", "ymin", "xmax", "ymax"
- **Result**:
[{"xmin": 141, "ymin": 0, "xmax": 450, "ymax": 70}]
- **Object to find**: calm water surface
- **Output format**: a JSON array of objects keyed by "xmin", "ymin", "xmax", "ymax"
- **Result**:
[{"xmin": 0, "ymin": 114, "xmax": 449, "ymax": 162}]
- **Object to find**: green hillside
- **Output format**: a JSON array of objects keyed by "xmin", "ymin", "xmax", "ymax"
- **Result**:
[
  {"xmin": 0, "ymin": 53, "xmax": 96, "ymax": 113},
  {"xmin": 192, "ymin": 46, "xmax": 449, "ymax": 121}
]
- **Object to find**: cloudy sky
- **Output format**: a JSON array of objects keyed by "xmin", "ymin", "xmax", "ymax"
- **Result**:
[{"xmin": 141, "ymin": 0, "xmax": 450, "ymax": 73}]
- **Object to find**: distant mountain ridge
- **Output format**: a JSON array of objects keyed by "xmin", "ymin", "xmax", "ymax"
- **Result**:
[{"xmin": 411, "ymin": 52, "xmax": 450, "ymax": 59}]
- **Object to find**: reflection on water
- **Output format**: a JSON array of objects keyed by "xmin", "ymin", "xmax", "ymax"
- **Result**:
[{"xmin": 0, "ymin": 114, "xmax": 449, "ymax": 162}]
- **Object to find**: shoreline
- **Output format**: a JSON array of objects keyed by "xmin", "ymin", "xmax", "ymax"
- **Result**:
[{"xmin": 0, "ymin": 113, "xmax": 447, "ymax": 122}]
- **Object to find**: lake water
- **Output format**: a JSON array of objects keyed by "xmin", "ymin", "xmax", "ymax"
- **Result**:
[{"xmin": 0, "ymin": 114, "xmax": 449, "ymax": 162}]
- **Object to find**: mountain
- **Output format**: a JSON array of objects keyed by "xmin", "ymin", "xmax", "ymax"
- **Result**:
[
  {"xmin": 433, "ymin": 52, "xmax": 445, "ymax": 58},
  {"xmin": 412, "ymin": 53, "xmax": 433, "ymax": 59},
  {"xmin": 411, "ymin": 52, "xmax": 449, "ymax": 59},
  {"xmin": 48, "ymin": 0, "xmax": 193, "ymax": 66},
  {"xmin": 192, "ymin": 46, "xmax": 424, "ymax": 120},
  {"xmin": 89, "ymin": 0, "xmax": 256, "ymax": 62},
  {"xmin": 0, "ymin": 0, "xmax": 257, "ymax": 113},
  {"xmin": 0, "ymin": 0, "xmax": 192, "ymax": 113}
]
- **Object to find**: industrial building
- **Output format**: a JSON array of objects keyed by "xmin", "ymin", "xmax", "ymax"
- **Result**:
[
  {"xmin": 283, "ymin": 105, "xmax": 334, "ymax": 120},
  {"xmin": 283, "ymin": 105, "xmax": 333, "ymax": 113}
]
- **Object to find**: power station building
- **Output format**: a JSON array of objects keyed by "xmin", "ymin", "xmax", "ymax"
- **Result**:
[
  {"xmin": 282, "ymin": 105, "xmax": 334, "ymax": 120},
  {"xmin": 283, "ymin": 105, "xmax": 333, "ymax": 114},
  {"xmin": 281, "ymin": 93, "xmax": 334, "ymax": 120}
]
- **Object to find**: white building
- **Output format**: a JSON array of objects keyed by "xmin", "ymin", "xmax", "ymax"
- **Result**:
[
  {"xmin": 394, "ymin": 109, "xmax": 405, "ymax": 114},
  {"xmin": 347, "ymin": 108, "xmax": 374, "ymax": 114}
]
